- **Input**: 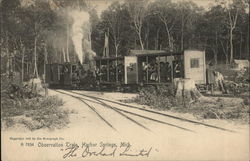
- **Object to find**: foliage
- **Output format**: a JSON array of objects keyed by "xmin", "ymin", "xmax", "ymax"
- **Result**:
[
  {"xmin": 235, "ymin": 67, "xmax": 250, "ymax": 83},
  {"xmin": 224, "ymin": 81, "xmax": 250, "ymax": 95},
  {"xmin": 92, "ymin": 0, "xmax": 249, "ymax": 63},
  {"xmin": 216, "ymin": 66, "xmax": 250, "ymax": 95},
  {"xmin": 1, "ymin": 0, "xmax": 249, "ymax": 77},
  {"xmin": 1, "ymin": 74, "xmax": 69, "ymax": 131},
  {"xmin": 173, "ymin": 97, "xmax": 249, "ymax": 123},
  {"xmin": 127, "ymin": 85, "xmax": 249, "ymax": 123},
  {"xmin": 131, "ymin": 85, "xmax": 177, "ymax": 110},
  {"xmin": 98, "ymin": 2, "xmax": 133, "ymax": 56},
  {"xmin": 1, "ymin": 95, "xmax": 70, "ymax": 131}
]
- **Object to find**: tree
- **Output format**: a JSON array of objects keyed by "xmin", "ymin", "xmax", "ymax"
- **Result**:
[
  {"xmin": 126, "ymin": 0, "xmax": 149, "ymax": 50},
  {"xmin": 148, "ymin": 0, "xmax": 178, "ymax": 51},
  {"xmin": 217, "ymin": 0, "xmax": 248, "ymax": 64},
  {"xmin": 175, "ymin": 1, "xmax": 203, "ymax": 50},
  {"xmin": 101, "ymin": 2, "xmax": 129, "ymax": 57},
  {"xmin": 20, "ymin": 1, "xmax": 56, "ymax": 78},
  {"xmin": 0, "ymin": 0, "xmax": 21, "ymax": 76},
  {"xmin": 144, "ymin": 6, "xmax": 164, "ymax": 50},
  {"xmin": 199, "ymin": 5, "xmax": 228, "ymax": 66}
]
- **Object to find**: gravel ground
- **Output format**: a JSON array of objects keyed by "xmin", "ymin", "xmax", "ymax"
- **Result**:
[{"xmin": 2, "ymin": 89, "xmax": 249, "ymax": 161}]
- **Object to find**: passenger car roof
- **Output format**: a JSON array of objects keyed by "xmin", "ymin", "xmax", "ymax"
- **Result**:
[{"xmin": 129, "ymin": 50, "xmax": 183, "ymax": 56}]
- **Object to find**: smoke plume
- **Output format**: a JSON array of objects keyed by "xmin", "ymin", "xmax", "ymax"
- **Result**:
[{"xmin": 70, "ymin": 10, "xmax": 90, "ymax": 64}]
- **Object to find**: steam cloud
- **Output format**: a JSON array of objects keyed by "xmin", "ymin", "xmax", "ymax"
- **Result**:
[{"xmin": 70, "ymin": 10, "xmax": 90, "ymax": 64}]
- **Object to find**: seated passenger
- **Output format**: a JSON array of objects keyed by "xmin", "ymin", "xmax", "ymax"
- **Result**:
[
  {"xmin": 150, "ymin": 72, "xmax": 158, "ymax": 81},
  {"xmin": 160, "ymin": 62, "xmax": 167, "ymax": 82},
  {"xmin": 108, "ymin": 64, "xmax": 114, "ymax": 82},
  {"xmin": 117, "ymin": 64, "xmax": 124, "ymax": 82},
  {"xmin": 101, "ymin": 66, "xmax": 107, "ymax": 81},
  {"xmin": 149, "ymin": 63, "xmax": 158, "ymax": 82},
  {"xmin": 174, "ymin": 62, "xmax": 181, "ymax": 78},
  {"xmin": 166, "ymin": 62, "xmax": 172, "ymax": 82},
  {"xmin": 142, "ymin": 62, "xmax": 149, "ymax": 81},
  {"xmin": 95, "ymin": 67, "xmax": 100, "ymax": 80}
]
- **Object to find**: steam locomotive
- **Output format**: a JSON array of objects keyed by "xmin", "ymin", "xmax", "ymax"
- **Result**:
[
  {"xmin": 45, "ymin": 49, "xmax": 207, "ymax": 90},
  {"xmin": 45, "ymin": 62, "xmax": 96, "ymax": 89}
]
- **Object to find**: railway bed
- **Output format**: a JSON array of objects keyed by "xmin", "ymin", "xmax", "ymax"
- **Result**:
[{"xmin": 54, "ymin": 90, "xmax": 235, "ymax": 133}]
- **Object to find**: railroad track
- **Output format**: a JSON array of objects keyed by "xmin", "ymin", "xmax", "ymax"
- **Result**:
[
  {"xmin": 54, "ymin": 90, "xmax": 194, "ymax": 133},
  {"xmin": 67, "ymin": 90, "xmax": 236, "ymax": 133}
]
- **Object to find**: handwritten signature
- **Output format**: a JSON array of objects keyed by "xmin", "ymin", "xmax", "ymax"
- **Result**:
[{"xmin": 62, "ymin": 144, "xmax": 152, "ymax": 159}]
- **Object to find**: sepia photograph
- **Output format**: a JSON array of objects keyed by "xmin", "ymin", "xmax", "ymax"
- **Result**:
[{"xmin": 1, "ymin": 0, "xmax": 249, "ymax": 160}]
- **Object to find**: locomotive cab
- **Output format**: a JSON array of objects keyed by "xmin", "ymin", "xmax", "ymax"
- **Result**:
[{"xmin": 45, "ymin": 63, "xmax": 81, "ymax": 88}]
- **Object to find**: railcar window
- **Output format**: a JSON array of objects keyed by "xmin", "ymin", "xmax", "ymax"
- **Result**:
[{"xmin": 190, "ymin": 58, "xmax": 199, "ymax": 68}]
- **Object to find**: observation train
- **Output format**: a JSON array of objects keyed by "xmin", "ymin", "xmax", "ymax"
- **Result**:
[{"xmin": 45, "ymin": 49, "xmax": 207, "ymax": 89}]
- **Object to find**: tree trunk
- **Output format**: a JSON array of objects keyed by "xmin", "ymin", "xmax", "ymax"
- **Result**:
[
  {"xmin": 11, "ymin": 52, "xmax": 14, "ymax": 74},
  {"xmin": 155, "ymin": 38, "xmax": 157, "ymax": 50},
  {"xmin": 220, "ymin": 40, "xmax": 229, "ymax": 66},
  {"xmin": 144, "ymin": 22, "xmax": 149, "ymax": 50},
  {"xmin": 66, "ymin": 23, "xmax": 70, "ymax": 62},
  {"xmin": 225, "ymin": 53, "xmax": 229, "ymax": 66},
  {"xmin": 21, "ymin": 49, "xmax": 24, "ymax": 83},
  {"xmin": 26, "ymin": 61, "xmax": 29, "ymax": 80},
  {"xmin": 164, "ymin": 23, "xmax": 172, "ymax": 51},
  {"xmin": 20, "ymin": 38, "xmax": 25, "ymax": 83},
  {"xmin": 239, "ymin": 32, "xmax": 242, "ymax": 59},
  {"xmin": 155, "ymin": 28, "xmax": 160, "ymax": 50},
  {"xmin": 214, "ymin": 31, "xmax": 218, "ymax": 66},
  {"xmin": 134, "ymin": 36, "xmax": 137, "ymax": 49},
  {"xmin": 6, "ymin": 31, "xmax": 10, "ymax": 76},
  {"xmin": 44, "ymin": 44, "xmax": 48, "ymax": 97},
  {"xmin": 138, "ymin": 31, "xmax": 144, "ymax": 50},
  {"xmin": 166, "ymin": 29, "xmax": 171, "ymax": 50},
  {"xmin": 44, "ymin": 44, "xmax": 48, "ymax": 79},
  {"xmin": 181, "ymin": 14, "xmax": 184, "ymax": 51},
  {"xmin": 213, "ymin": 48, "xmax": 217, "ymax": 67},
  {"xmin": 229, "ymin": 28, "xmax": 234, "ymax": 65},
  {"xmin": 6, "ymin": 51, "xmax": 10, "ymax": 77},
  {"xmin": 56, "ymin": 49, "xmax": 60, "ymax": 63},
  {"xmin": 160, "ymin": 17, "xmax": 173, "ymax": 51},
  {"xmin": 115, "ymin": 44, "xmax": 119, "ymax": 83},
  {"xmin": 214, "ymin": 52, "xmax": 217, "ymax": 66},
  {"xmin": 247, "ymin": 24, "xmax": 249, "ymax": 57},
  {"xmin": 62, "ymin": 47, "xmax": 66, "ymax": 62},
  {"xmin": 33, "ymin": 36, "xmax": 39, "ymax": 78}
]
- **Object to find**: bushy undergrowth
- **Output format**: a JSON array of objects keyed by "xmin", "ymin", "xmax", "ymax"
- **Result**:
[
  {"xmin": 129, "ymin": 85, "xmax": 177, "ymax": 110},
  {"xmin": 217, "ymin": 67, "xmax": 250, "ymax": 95},
  {"xmin": 1, "ymin": 75, "xmax": 70, "ymax": 130},
  {"xmin": 127, "ymin": 85, "xmax": 249, "ymax": 123},
  {"xmin": 224, "ymin": 81, "xmax": 250, "ymax": 95},
  {"xmin": 1, "ymin": 96, "xmax": 70, "ymax": 130},
  {"xmin": 1, "ymin": 95, "xmax": 70, "ymax": 130},
  {"xmin": 172, "ymin": 97, "xmax": 249, "ymax": 123},
  {"xmin": 234, "ymin": 67, "xmax": 250, "ymax": 84}
]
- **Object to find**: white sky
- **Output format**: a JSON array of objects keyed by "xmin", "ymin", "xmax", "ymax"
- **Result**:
[
  {"xmin": 88, "ymin": 0, "xmax": 216, "ymax": 16},
  {"xmin": 181, "ymin": 0, "xmax": 215, "ymax": 7}
]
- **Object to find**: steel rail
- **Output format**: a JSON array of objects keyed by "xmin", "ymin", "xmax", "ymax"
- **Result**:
[
  {"xmin": 55, "ymin": 90, "xmax": 117, "ymax": 131},
  {"xmin": 55, "ymin": 90, "xmax": 151, "ymax": 132},
  {"xmin": 98, "ymin": 100, "xmax": 195, "ymax": 132},
  {"xmin": 70, "ymin": 90, "xmax": 236, "ymax": 133},
  {"xmin": 64, "ymin": 90, "xmax": 194, "ymax": 132}
]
